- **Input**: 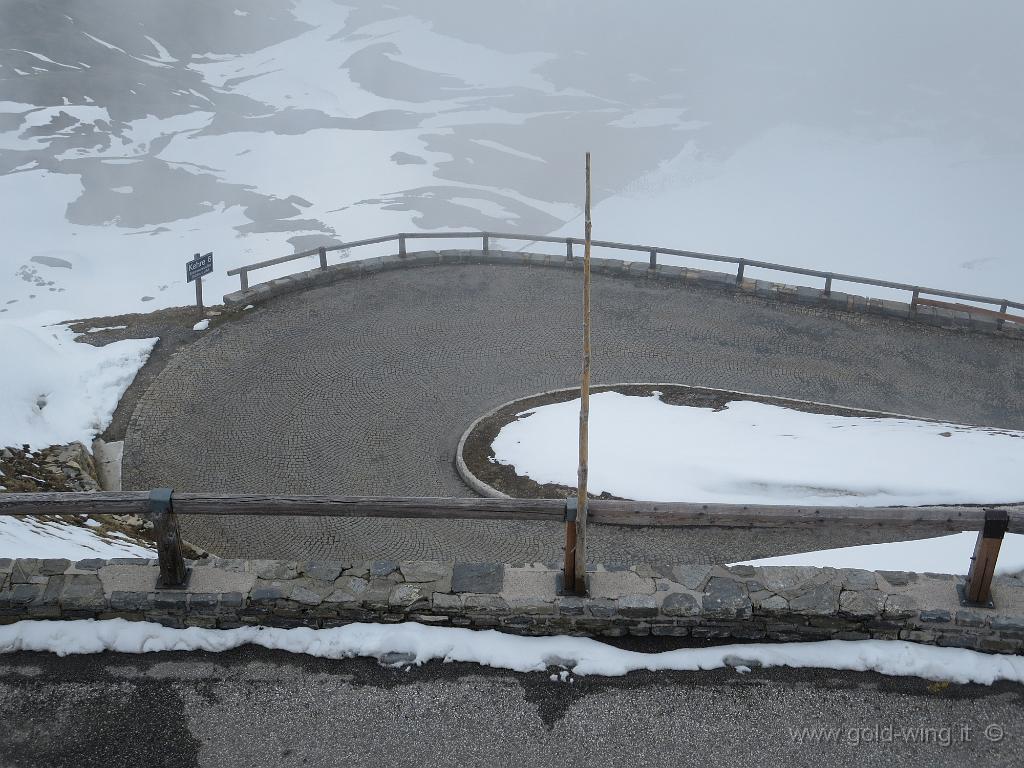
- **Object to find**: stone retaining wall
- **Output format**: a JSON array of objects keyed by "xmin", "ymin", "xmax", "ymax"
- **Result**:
[
  {"xmin": 3, "ymin": 557, "xmax": 1023, "ymax": 654},
  {"xmin": 223, "ymin": 250, "xmax": 1023, "ymax": 339}
]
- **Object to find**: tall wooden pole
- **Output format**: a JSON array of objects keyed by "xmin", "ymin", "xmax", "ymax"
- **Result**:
[{"xmin": 571, "ymin": 152, "xmax": 593, "ymax": 593}]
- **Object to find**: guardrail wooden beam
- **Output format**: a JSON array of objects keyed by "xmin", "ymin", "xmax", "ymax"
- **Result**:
[
  {"xmin": 2, "ymin": 493, "xmax": 1022, "ymax": 533},
  {"xmin": 223, "ymin": 229, "xmax": 1024, "ymax": 315}
]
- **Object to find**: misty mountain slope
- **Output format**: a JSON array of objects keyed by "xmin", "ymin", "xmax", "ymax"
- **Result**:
[{"xmin": 1, "ymin": 0, "xmax": 1023, "ymax": 321}]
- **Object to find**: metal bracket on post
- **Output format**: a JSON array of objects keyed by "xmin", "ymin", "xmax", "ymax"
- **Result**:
[
  {"xmin": 564, "ymin": 497, "xmax": 578, "ymax": 522},
  {"xmin": 150, "ymin": 488, "xmax": 189, "ymax": 589},
  {"xmin": 959, "ymin": 509, "xmax": 1009, "ymax": 607}
]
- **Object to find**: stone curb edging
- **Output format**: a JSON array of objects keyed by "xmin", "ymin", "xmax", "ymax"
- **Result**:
[
  {"xmin": 455, "ymin": 408, "xmax": 511, "ymax": 499},
  {"xmin": 2, "ymin": 557, "xmax": 1022, "ymax": 654},
  {"xmin": 223, "ymin": 249, "xmax": 1024, "ymax": 340},
  {"xmin": 455, "ymin": 382, "xmax": 980, "ymax": 500}
]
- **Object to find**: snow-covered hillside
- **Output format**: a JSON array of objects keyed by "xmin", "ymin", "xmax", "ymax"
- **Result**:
[
  {"xmin": 2, "ymin": 0, "xmax": 1023, "ymax": 324},
  {"xmin": 2, "ymin": 0, "xmax": 1023, "ymax": 459}
]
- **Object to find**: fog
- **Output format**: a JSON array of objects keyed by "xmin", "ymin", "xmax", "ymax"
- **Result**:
[{"xmin": 1, "ymin": 0, "xmax": 1022, "ymax": 317}]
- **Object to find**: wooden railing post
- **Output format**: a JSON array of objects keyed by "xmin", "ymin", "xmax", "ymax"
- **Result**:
[
  {"xmin": 566, "ymin": 238, "xmax": 574, "ymax": 261},
  {"xmin": 998, "ymin": 301, "xmax": 1009, "ymax": 329},
  {"xmin": 563, "ymin": 497, "xmax": 577, "ymax": 593},
  {"xmin": 399, "ymin": 234, "xmax": 407, "ymax": 257},
  {"xmin": 318, "ymin": 246, "xmax": 327, "ymax": 269},
  {"xmin": 963, "ymin": 509, "xmax": 1009, "ymax": 605},
  {"xmin": 239, "ymin": 270, "xmax": 249, "ymax": 291},
  {"xmin": 482, "ymin": 233, "xmax": 490, "ymax": 254},
  {"xmin": 824, "ymin": 275, "xmax": 832, "ymax": 296},
  {"xmin": 910, "ymin": 288, "xmax": 920, "ymax": 313},
  {"xmin": 149, "ymin": 488, "xmax": 188, "ymax": 589},
  {"xmin": 649, "ymin": 249, "xmax": 657, "ymax": 270},
  {"xmin": 736, "ymin": 259, "xmax": 745, "ymax": 284}
]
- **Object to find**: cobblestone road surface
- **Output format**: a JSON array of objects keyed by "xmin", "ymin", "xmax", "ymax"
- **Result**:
[{"xmin": 123, "ymin": 262, "xmax": 1024, "ymax": 563}]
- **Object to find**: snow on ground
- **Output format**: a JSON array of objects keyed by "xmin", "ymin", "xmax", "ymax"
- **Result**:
[
  {"xmin": 0, "ymin": 314, "xmax": 156, "ymax": 449},
  {"xmin": 553, "ymin": 125, "xmax": 1024, "ymax": 302},
  {"xmin": 192, "ymin": 318, "xmax": 209, "ymax": 331},
  {"xmin": 491, "ymin": 392, "xmax": 1024, "ymax": 506},
  {"xmin": 3, "ymin": 2, "xmax": 1023, "ymax": 327},
  {"xmin": 0, "ymin": 518, "xmax": 152, "ymax": 559},
  {"xmin": 1, "ymin": 619, "xmax": 1021, "ymax": 686},
  {"xmin": 493, "ymin": 391, "xmax": 1024, "ymax": 576},
  {"xmin": 734, "ymin": 531, "xmax": 1024, "ymax": 576}
]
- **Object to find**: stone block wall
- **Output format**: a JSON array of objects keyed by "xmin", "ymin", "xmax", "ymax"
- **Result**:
[{"xmin": 2, "ymin": 558, "xmax": 1023, "ymax": 654}]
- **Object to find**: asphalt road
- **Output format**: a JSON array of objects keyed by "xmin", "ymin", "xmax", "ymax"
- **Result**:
[
  {"xmin": 1, "ymin": 645, "xmax": 1021, "ymax": 768},
  {"xmin": 122, "ymin": 261, "xmax": 1024, "ymax": 564}
]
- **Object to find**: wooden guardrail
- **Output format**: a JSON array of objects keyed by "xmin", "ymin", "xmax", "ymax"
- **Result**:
[
  {"xmin": 224, "ymin": 230, "xmax": 1024, "ymax": 325},
  {"xmin": 1, "ymin": 492, "xmax": 1019, "ymax": 603}
]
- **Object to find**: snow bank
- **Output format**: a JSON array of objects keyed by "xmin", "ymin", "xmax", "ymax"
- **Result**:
[
  {"xmin": 0, "ymin": 518, "xmax": 152, "ymax": 559},
  {"xmin": 735, "ymin": 531, "xmax": 1024, "ymax": 576},
  {"xmin": 0, "ymin": 315, "xmax": 156, "ymax": 448},
  {"xmin": 491, "ymin": 392, "xmax": 1024, "ymax": 506},
  {"xmin": 1, "ymin": 619, "xmax": 1022, "ymax": 686}
]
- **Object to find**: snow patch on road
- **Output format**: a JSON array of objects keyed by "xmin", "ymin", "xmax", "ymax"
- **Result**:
[{"xmin": 734, "ymin": 531, "xmax": 1024, "ymax": 576}]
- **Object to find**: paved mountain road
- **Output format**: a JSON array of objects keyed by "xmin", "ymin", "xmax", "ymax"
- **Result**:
[
  {"xmin": 1, "ymin": 647, "xmax": 1020, "ymax": 768},
  {"xmin": 122, "ymin": 262, "xmax": 1024, "ymax": 563}
]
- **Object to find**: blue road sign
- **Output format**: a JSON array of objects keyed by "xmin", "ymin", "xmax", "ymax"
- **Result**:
[{"xmin": 186, "ymin": 252, "xmax": 213, "ymax": 282}]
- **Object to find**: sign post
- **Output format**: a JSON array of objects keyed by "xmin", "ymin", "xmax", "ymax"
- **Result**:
[{"xmin": 186, "ymin": 251, "xmax": 214, "ymax": 309}]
